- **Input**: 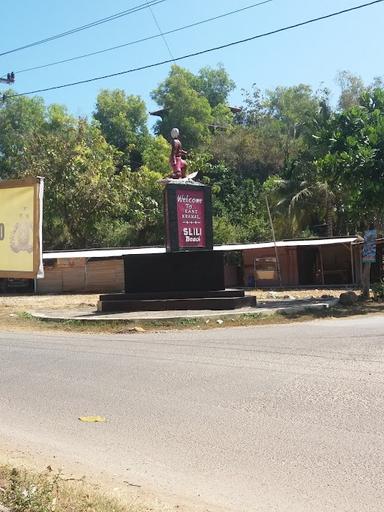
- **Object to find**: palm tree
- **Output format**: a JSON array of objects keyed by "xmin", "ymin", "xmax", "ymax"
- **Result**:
[{"xmin": 270, "ymin": 177, "xmax": 335, "ymax": 238}]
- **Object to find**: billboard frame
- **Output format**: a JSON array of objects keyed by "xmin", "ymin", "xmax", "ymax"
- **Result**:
[{"xmin": 0, "ymin": 177, "xmax": 44, "ymax": 279}]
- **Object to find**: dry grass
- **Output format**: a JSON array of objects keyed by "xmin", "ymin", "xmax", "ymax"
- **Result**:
[
  {"xmin": 0, "ymin": 465, "xmax": 144, "ymax": 512},
  {"xmin": 0, "ymin": 293, "xmax": 98, "ymax": 311},
  {"xmin": 0, "ymin": 294, "xmax": 98, "ymax": 333}
]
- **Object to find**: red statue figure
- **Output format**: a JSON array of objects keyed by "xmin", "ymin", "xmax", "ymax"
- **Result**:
[{"xmin": 169, "ymin": 127, "xmax": 187, "ymax": 179}]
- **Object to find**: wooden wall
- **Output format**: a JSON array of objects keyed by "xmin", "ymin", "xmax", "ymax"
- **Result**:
[
  {"xmin": 224, "ymin": 264, "xmax": 240, "ymax": 287},
  {"xmin": 242, "ymin": 247, "xmax": 299, "ymax": 287},
  {"xmin": 243, "ymin": 244, "xmax": 356, "ymax": 288},
  {"xmin": 319, "ymin": 244, "xmax": 353, "ymax": 284},
  {"xmin": 37, "ymin": 258, "xmax": 124, "ymax": 293}
]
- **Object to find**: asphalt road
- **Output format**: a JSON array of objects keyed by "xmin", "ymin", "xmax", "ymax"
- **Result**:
[{"xmin": 0, "ymin": 316, "xmax": 383, "ymax": 511}]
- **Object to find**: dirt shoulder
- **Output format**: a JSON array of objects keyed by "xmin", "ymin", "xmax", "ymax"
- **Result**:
[
  {"xmin": 0, "ymin": 435, "xmax": 221, "ymax": 512},
  {"xmin": 0, "ymin": 290, "xmax": 383, "ymax": 333},
  {"xmin": 0, "ymin": 294, "xmax": 98, "ymax": 332}
]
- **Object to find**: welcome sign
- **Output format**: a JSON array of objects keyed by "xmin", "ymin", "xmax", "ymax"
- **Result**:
[
  {"xmin": 176, "ymin": 189, "xmax": 206, "ymax": 248},
  {"xmin": 163, "ymin": 182, "xmax": 213, "ymax": 252},
  {"xmin": 0, "ymin": 177, "xmax": 44, "ymax": 278}
]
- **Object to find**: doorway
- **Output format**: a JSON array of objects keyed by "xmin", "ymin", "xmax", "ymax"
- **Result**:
[{"xmin": 297, "ymin": 247, "xmax": 320, "ymax": 285}]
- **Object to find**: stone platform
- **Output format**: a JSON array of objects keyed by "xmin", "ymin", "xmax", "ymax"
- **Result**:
[
  {"xmin": 98, "ymin": 289, "xmax": 256, "ymax": 312},
  {"xmin": 29, "ymin": 298, "xmax": 338, "ymax": 324}
]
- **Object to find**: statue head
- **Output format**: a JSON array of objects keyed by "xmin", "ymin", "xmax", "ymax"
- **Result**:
[{"xmin": 171, "ymin": 127, "xmax": 179, "ymax": 139}]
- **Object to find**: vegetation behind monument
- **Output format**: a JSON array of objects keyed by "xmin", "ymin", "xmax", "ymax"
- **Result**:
[{"xmin": 0, "ymin": 65, "xmax": 382, "ymax": 250}]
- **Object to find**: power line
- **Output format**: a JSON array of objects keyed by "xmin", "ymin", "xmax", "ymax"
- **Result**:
[
  {"xmin": 7, "ymin": 0, "xmax": 272, "ymax": 77},
  {"xmin": 0, "ymin": 0, "xmax": 167, "ymax": 58},
  {"xmin": 8, "ymin": 0, "xmax": 384, "ymax": 99},
  {"xmin": 145, "ymin": 0, "xmax": 176, "ymax": 62}
]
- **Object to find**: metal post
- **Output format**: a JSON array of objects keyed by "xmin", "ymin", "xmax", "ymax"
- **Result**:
[
  {"xmin": 84, "ymin": 258, "xmax": 88, "ymax": 292},
  {"xmin": 265, "ymin": 194, "xmax": 283, "ymax": 288},
  {"xmin": 350, "ymin": 244, "xmax": 355, "ymax": 285},
  {"xmin": 319, "ymin": 246, "xmax": 325, "ymax": 285},
  {"xmin": 359, "ymin": 245, "xmax": 363, "ymax": 286}
]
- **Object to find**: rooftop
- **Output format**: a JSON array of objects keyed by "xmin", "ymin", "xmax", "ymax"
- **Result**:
[{"xmin": 43, "ymin": 237, "xmax": 359, "ymax": 260}]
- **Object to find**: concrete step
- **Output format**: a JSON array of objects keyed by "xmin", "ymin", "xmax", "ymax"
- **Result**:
[
  {"xmin": 98, "ymin": 295, "xmax": 256, "ymax": 312},
  {"xmin": 100, "ymin": 289, "xmax": 245, "ymax": 301}
]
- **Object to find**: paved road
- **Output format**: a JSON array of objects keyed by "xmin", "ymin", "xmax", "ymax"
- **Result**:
[{"xmin": 0, "ymin": 317, "xmax": 383, "ymax": 511}]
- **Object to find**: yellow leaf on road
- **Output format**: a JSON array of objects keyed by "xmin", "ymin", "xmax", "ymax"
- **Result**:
[{"xmin": 78, "ymin": 416, "xmax": 106, "ymax": 423}]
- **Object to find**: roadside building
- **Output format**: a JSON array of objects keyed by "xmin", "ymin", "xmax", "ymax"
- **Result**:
[
  {"xmin": 37, "ymin": 246, "xmax": 242, "ymax": 294},
  {"xmin": 231, "ymin": 237, "xmax": 360, "ymax": 288},
  {"xmin": 3, "ymin": 237, "xmax": 382, "ymax": 294}
]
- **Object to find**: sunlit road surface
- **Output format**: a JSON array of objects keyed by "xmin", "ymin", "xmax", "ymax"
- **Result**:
[{"xmin": 0, "ymin": 316, "xmax": 383, "ymax": 511}]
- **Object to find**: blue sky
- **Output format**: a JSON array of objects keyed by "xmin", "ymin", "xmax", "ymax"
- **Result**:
[{"xmin": 1, "ymin": 0, "xmax": 383, "ymax": 125}]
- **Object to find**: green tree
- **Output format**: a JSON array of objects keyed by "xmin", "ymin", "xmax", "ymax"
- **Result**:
[
  {"xmin": 97, "ymin": 166, "xmax": 164, "ymax": 247},
  {"xmin": 336, "ymin": 71, "xmax": 366, "ymax": 111},
  {"xmin": 215, "ymin": 84, "xmax": 325, "ymax": 184},
  {"xmin": 151, "ymin": 65, "xmax": 213, "ymax": 149},
  {"xmin": 1, "ymin": 100, "xmax": 165, "ymax": 249},
  {"xmin": 142, "ymin": 135, "xmax": 170, "ymax": 176},
  {"xmin": 196, "ymin": 65, "xmax": 235, "ymax": 107},
  {"xmin": 274, "ymin": 85, "xmax": 384, "ymax": 238},
  {"xmin": 264, "ymin": 84, "xmax": 321, "ymax": 163},
  {"xmin": 314, "ymin": 88, "xmax": 384, "ymax": 230},
  {"xmin": 265, "ymin": 175, "xmax": 336, "ymax": 238},
  {"xmin": 94, "ymin": 89, "xmax": 149, "ymax": 169},
  {"xmin": 124, "ymin": 166, "xmax": 164, "ymax": 245},
  {"xmin": 209, "ymin": 124, "xmax": 287, "ymax": 182},
  {"xmin": 187, "ymin": 154, "xmax": 269, "ymax": 243},
  {"xmin": 0, "ymin": 93, "xmax": 45, "ymax": 179},
  {"xmin": 211, "ymin": 104, "xmax": 233, "ymax": 131},
  {"xmin": 11, "ymin": 116, "xmax": 130, "ymax": 248}
]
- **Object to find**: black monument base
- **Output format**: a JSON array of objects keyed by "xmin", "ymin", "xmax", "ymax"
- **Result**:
[
  {"xmin": 98, "ymin": 289, "xmax": 255, "ymax": 312},
  {"xmin": 97, "ymin": 252, "xmax": 256, "ymax": 312},
  {"xmin": 125, "ymin": 251, "xmax": 225, "ymax": 292}
]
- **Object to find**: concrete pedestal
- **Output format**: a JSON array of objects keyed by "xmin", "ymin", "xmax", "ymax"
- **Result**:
[{"xmin": 98, "ymin": 181, "xmax": 256, "ymax": 313}]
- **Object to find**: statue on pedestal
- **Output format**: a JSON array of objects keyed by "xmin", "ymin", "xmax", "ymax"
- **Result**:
[
  {"xmin": 158, "ymin": 128, "xmax": 198, "ymax": 184},
  {"xmin": 169, "ymin": 127, "xmax": 187, "ymax": 179}
]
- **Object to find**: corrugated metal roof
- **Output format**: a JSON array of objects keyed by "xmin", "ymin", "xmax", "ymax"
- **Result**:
[
  {"xmin": 216, "ymin": 237, "xmax": 358, "ymax": 251},
  {"xmin": 43, "ymin": 247, "xmax": 166, "ymax": 259},
  {"xmin": 43, "ymin": 237, "xmax": 358, "ymax": 260}
]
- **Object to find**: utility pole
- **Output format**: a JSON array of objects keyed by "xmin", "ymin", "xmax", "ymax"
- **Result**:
[
  {"xmin": 0, "ymin": 72, "xmax": 15, "ymax": 103},
  {"xmin": 0, "ymin": 72, "xmax": 15, "ymax": 85},
  {"xmin": 265, "ymin": 194, "xmax": 283, "ymax": 288}
]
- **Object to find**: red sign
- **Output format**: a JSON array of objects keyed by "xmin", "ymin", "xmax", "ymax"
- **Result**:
[{"xmin": 176, "ymin": 188, "xmax": 206, "ymax": 248}]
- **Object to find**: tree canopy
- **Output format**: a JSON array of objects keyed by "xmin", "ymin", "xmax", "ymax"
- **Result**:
[
  {"xmin": 0, "ymin": 65, "xmax": 383, "ymax": 250},
  {"xmin": 94, "ymin": 89, "xmax": 149, "ymax": 169}
]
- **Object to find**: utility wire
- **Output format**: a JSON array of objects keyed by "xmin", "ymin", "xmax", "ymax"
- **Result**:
[
  {"xmin": 7, "ymin": 0, "xmax": 384, "ymax": 99},
  {"xmin": 0, "ymin": 0, "xmax": 166, "ymax": 58},
  {"xmin": 146, "ymin": 0, "xmax": 176, "ymax": 62},
  {"xmin": 7, "ymin": 0, "xmax": 272, "ymax": 76}
]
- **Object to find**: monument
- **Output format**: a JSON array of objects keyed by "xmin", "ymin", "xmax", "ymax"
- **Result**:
[{"xmin": 98, "ymin": 129, "xmax": 256, "ymax": 312}]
